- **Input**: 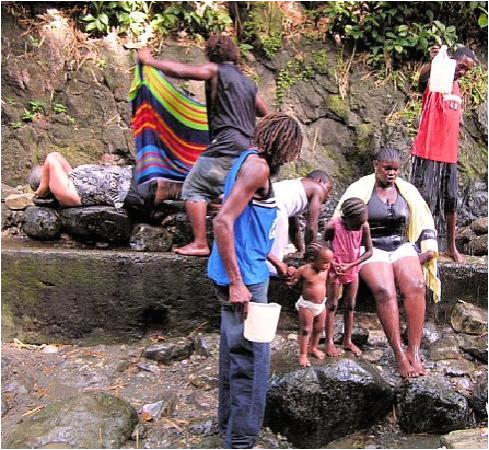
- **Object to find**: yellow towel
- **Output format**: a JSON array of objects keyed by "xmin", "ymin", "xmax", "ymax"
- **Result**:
[{"xmin": 333, "ymin": 174, "xmax": 441, "ymax": 302}]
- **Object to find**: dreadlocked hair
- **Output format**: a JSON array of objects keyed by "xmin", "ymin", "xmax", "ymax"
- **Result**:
[
  {"xmin": 305, "ymin": 241, "xmax": 328, "ymax": 262},
  {"xmin": 341, "ymin": 197, "xmax": 367, "ymax": 220},
  {"xmin": 374, "ymin": 147, "xmax": 400, "ymax": 163},
  {"xmin": 254, "ymin": 113, "xmax": 303, "ymax": 168},
  {"xmin": 205, "ymin": 34, "xmax": 240, "ymax": 64}
]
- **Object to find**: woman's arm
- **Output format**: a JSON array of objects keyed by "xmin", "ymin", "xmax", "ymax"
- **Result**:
[{"xmin": 137, "ymin": 48, "xmax": 218, "ymax": 80}]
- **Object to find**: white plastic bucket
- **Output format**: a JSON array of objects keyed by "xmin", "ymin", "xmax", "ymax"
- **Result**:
[
  {"xmin": 429, "ymin": 45, "xmax": 456, "ymax": 94},
  {"xmin": 244, "ymin": 302, "xmax": 282, "ymax": 343}
]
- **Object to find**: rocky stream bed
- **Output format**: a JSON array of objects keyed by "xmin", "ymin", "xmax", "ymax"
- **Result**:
[{"xmin": 1, "ymin": 309, "xmax": 487, "ymax": 449}]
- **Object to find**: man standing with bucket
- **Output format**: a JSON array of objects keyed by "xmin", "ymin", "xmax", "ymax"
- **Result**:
[
  {"xmin": 411, "ymin": 46, "xmax": 477, "ymax": 262},
  {"xmin": 208, "ymin": 113, "xmax": 303, "ymax": 449}
]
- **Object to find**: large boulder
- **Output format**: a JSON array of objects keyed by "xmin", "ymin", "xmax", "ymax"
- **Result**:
[
  {"xmin": 451, "ymin": 301, "xmax": 488, "ymax": 335},
  {"xmin": 397, "ymin": 377, "xmax": 468, "ymax": 434},
  {"xmin": 467, "ymin": 235, "xmax": 488, "ymax": 256},
  {"xmin": 59, "ymin": 206, "xmax": 131, "ymax": 243},
  {"xmin": 456, "ymin": 333, "xmax": 488, "ymax": 363},
  {"xmin": 4, "ymin": 193, "xmax": 34, "ymax": 210},
  {"xmin": 22, "ymin": 206, "xmax": 62, "ymax": 240},
  {"xmin": 471, "ymin": 217, "xmax": 488, "ymax": 235},
  {"xmin": 265, "ymin": 357, "xmax": 394, "ymax": 448},
  {"xmin": 4, "ymin": 392, "xmax": 138, "ymax": 448},
  {"xmin": 143, "ymin": 338, "xmax": 194, "ymax": 365}
]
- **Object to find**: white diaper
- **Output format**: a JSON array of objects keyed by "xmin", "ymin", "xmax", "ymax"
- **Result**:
[{"xmin": 295, "ymin": 296, "xmax": 326, "ymax": 317}]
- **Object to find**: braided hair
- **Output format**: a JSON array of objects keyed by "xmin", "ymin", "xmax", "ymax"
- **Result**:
[
  {"xmin": 304, "ymin": 241, "xmax": 329, "ymax": 263},
  {"xmin": 205, "ymin": 34, "xmax": 240, "ymax": 64},
  {"xmin": 374, "ymin": 147, "xmax": 400, "ymax": 163},
  {"xmin": 254, "ymin": 113, "xmax": 303, "ymax": 170},
  {"xmin": 341, "ymin": 197, "xmax": 367, "ymax": 221}
]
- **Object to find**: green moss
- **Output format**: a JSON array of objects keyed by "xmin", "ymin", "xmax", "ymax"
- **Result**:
[
  {"xmin": 295, "ymin": 160, "xmax": 316, "ymax": 177},
  {"xmin": 458, "ymin": 144, "xmax": 488, "ymax": 184},
  {"xmin": 355, "ymin": 123, "xmax": 374, "ymax": 155},
  {"xmin": 326, "ymin": 95, "xmax": 349, "ymax": 121}
]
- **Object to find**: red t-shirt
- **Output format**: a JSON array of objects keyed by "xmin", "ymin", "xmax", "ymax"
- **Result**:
[{"xmin": 411, "ymin": 81, "xmax": 462, "ymax": 164}]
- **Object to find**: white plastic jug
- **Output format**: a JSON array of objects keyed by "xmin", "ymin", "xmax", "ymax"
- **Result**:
[
  {"xmin": 429, "ymin": 45, "xmax": 456, "ymax": 94},
  {"xmin": 244, "ymin": 302, "xmax": 282, "ymax": 343}
]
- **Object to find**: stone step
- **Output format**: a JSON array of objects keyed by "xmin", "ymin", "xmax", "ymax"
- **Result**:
[{"xmin": 1, "ymin": 243, "xmax": 487, "ymax": 344}]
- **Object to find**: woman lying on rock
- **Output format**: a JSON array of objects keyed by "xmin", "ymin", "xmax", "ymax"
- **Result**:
[
  {"xmin": 29, "ymin": 152, "xmax": 181, "ymax": 212},
  {"xmin": 334, "ymin": 147, "xmax": 439, "ymax": 378}
]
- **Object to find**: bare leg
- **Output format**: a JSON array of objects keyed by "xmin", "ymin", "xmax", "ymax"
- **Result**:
[
  {"xmin": 360, "ymin": 262, "xmax": 417, "ymax": 378},
  {"xmin": 38, "ymin": 153, "xmax": 81, "ymax": 206},
  {"xmin": 342, "ymin": 279, "xmax": 362, "ymax": 356},
  {"xmin": 394, "ymin": 256, "xmax": 426, "ymax": 376},
  {"xmin": 174, "ymin": 200, "xmax": 210, "ymax": 256},
  {"xmin": 153, "ymin": 179, "xmax": 182, "ymax": 203},
  {"xmin": 445, "ymin": 210, "xmax": 464, "ymax": 263},
  {"xmin": 310, "ymin": 310, "xmax": 326, "ymax": 360},
  {"xmin": 36, "ymin": 152, "xmax": 73, "ymax": 197},
  {"xmin": 298, "ymin": 307, "xmax": 314, "ymax": 367},
  {"xmin": 325, "ymin": 276, "xmax": 341, "ymax": 357}
]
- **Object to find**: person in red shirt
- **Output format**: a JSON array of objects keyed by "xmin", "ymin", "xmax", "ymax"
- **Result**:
[{"xmin": 411, "ymin": 46, "xmax": 476, "ymax": 263}]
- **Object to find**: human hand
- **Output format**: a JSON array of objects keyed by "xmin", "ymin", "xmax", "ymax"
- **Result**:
[
  {"xmin": 137, "ymin": 48, "xmax": 153, "ymax": 65},
  {"xmin": 276, "ymin": 262, "xmax": 289, "ymax": 278},
  {"xmin": 335, "ymin": 263, "xmax": 352, "ymax": 275},
  {"xmin": 429, "ymin": 46, "xmax": 440, "ymax": 59},
  {"xmin": 229, "ymin": 282, "xmax": 252, "ymax": 320},
  {"xmin": 287, "ymin": 266, "xmax": 297, "ymax": 277}
]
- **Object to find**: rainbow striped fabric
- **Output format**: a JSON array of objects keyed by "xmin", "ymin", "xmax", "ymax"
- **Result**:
[{"xmin": 129, "ymin": 64, "xmax": 209, "ymax": 184}]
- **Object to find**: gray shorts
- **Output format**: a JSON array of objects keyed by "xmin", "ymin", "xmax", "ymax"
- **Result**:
[{"xmin": 181, "ymin": 156, "xmax": 235, "ymax": 202}]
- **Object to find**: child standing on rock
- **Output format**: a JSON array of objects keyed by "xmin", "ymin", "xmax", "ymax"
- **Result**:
[
  {"xmin": 324, "ymin": 197, "xmax": 373, "ymax": 357},
  {"xmin": 287, "ymin": 242, "xmax": 334, "ymax": 367}
]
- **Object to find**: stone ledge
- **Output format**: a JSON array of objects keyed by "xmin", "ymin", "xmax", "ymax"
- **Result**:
[{"xmin": 1, "ymin": 246, "xmax": 487, "ymax": 344}]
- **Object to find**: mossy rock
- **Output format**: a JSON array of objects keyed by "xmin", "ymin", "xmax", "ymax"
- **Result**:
[{"xmin": 326, "ymin": 95, "xmax": 349, "ymax": 122}]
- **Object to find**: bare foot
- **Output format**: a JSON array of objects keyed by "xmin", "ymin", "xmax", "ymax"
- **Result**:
[
  {"xmin": 325, "ymin": 343, "xmax": 341, "ymax": 357},
  {"xmin": 310, "ymin": 347, "xmax": 325, "ymax": 360},
  {"xmin": 343, "ymin": 341, "xmax": 362, "ymax": 357},
  {"xmin": 174, "ymin": 242, "xmax": 210, "ymax": 256},
  {"xmin": 299, "ymin": 354, "xmax": 311, "ymax": 367},
  {"xmin": 396, "ymin": 354, "xmax": 418, "ymax": 378},
  {"xmin": 443, "ymin": 248, "xmax": 464, "ymax": 263},
  {"xmin": 407, "ymin": 350, "xmax": 426, "ymax": 376}
]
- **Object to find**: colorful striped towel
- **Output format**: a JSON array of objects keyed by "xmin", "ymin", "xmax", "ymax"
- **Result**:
[{"xmin": 129, "ymin": 64, "xmax": 209, "ymax": 184}]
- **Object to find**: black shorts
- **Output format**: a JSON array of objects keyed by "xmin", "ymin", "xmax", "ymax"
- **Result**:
[{"xmin": 410, "ymin": 155, "xmax": 458, "ymax": 216}]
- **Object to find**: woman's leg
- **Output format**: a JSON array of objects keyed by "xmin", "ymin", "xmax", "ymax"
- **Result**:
[
  {"xmin": 325, "ymin": 276, "xmax": 341, "ymax": 357},
  {"xmin": 342, "ymin": 279, "xmax": 362, "ymax": 356},
  {"xmin": 393, "ymin": 256, "xmax": 426, "ymax": 376},
  {"xmin": 310, "ymin": 310, "xmax": 326, "ymax": 360},
  {"xmin": 360, "ymin": 262, "xmax": 417, "ymax": 378},
  {"xmin": 298, "ymin": 307, "xmax": 314, "ymax": 367},
  {"xmin": 43, "ymin": 153, "xmax": 81, "ymax": 206}
]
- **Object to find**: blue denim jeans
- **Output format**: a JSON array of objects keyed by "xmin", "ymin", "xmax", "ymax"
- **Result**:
[{"xmin": 214, "ymin": 280, "xmax": 270, "ymax": 449}]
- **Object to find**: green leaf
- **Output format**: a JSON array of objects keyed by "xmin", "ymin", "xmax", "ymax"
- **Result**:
[
  {"xmin": 479, "ymin": 13, "xmax": 488, "ymax": 27},
  {"xmin": 82, "ymin": 14, "xmax": 95, "ymax": 22},
  {"xmin": 446, "ymin": 25, "xmax": 456, "ymax": 34},
  {"xmin": 99, "ymin": 13, "xmax": 109, "ymax": 25},
  {"xmin": 86, "ymin": 21, "xmax": 97, "ymax": 31},
  {"xmin": 398, "ymin": 24, "xmax": 408, "ymax": 32},
  {"xmin": 394, "ymin": 45, "xmax": 404, "ymax": 53}
]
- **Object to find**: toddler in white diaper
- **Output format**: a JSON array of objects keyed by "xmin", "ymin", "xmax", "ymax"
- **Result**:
[{"xmin": 287, "ymin": 242, "xmax": 333, "ymax": 367}]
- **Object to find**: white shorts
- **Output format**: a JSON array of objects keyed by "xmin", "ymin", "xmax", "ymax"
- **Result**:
[
  {"xmin": 361, "ymin": 242, "xmax": 418, "ymax": 266},
  {"xmin": 295, "ymin": 296, "xmax": 326, "ymax": 317}
]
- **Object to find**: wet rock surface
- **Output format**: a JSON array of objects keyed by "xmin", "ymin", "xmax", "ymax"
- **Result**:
[
  {"xmin": 129, "ymin": 223, "xmax": 174, "ymax": 252},
  {"xmin": 397, "ymin": 376, "xmax": 469, "ymax": 434},
  {"xmin": 4, "ymin": 392, "xmax": 138, "ymax": 449},
  {"xmin": 440, "ymin": 428, "xmax": 488, "ymax": 449},
  {"xmin": 22, "ymin": 206, "xmax": 62, "ymax": 240},
  {"xmin": 451, "ymin": 301, "xmax": 488, "ymax": 335},
  {"xmin": 59, "ymin": 206, "xmax": 132, "ymax": 243},
  {"xmin": 1, "ymin": 314, "xmax": 487, "ymax": 449},
  {"xmin": 266, "ymin": 356, "xmax": 394, "ymax": 447},
  {"xmin": 471, "ymin": 371, "xmax": 488, "ymax": 420},
  {"xmin": 143, "ymin": 339, "xmax": 194, "ymax": 365}
]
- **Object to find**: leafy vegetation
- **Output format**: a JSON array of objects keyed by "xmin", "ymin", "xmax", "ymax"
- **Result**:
[
  {"xmin": 81, "ymin": 1, "xmax": 232, "ymax": 40},
  {"xmin": 276, "ymin": 58, "xmax": 314, "ymax": 105},
  {"xmin": 53, "ymin": 103, "xmax": 68, "ymax": 114},
  {"xmin": 459, "ymin": 64, "xmax": 489, "ymax": 109},
  {"xmin": 306, "ymin": 1, "xmax": 487, "ymax": 69}
]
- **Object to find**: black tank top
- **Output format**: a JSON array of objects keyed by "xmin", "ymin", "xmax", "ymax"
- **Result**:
[
  {"xmin": 368, "ymin": 190, "xmax": 410, "ymax": 251},
  {"xmin": 203, "ymin": 63, "xmax": 257, "ymax": 158}
]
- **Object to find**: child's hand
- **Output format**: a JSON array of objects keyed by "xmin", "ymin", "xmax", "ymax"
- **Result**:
[{"xmin": 286, "ymin": 266, "xmax": 297, "ymax": 277}]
